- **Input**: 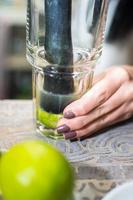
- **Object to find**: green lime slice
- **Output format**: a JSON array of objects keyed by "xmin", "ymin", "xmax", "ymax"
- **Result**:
[{"xmin": 37, "ymin": 108, "xmax": 62, "ymax": 129}]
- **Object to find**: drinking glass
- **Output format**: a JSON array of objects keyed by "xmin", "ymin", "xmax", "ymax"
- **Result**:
[
  {"xmin": 26, "ymin": 0, "xmax": 108, "ymax": 66},
  {"xmin": 33, "ymin": 64, "xmax": 94, "ymax": 139},
  {"xmin": 26, "ymin": 0, "xmax": 108, "ymax": 139}
]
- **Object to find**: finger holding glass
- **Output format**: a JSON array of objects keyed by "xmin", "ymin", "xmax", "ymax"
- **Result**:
[{"xmin": 57, "ymin": 66, "xmax": 133, "ymax": 139}]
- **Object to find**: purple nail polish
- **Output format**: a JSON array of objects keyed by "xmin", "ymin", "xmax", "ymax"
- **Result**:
[
  {"xmin": 64, "ymin": 131, "xmax": 77, "ymax": 140},
  {"xmin": 57, "ymin": 125, "xmax": 70, "ymax": 134},
  {"xmin": 64, "ymin": 111, "xmax": 75, "ymax": 119}
]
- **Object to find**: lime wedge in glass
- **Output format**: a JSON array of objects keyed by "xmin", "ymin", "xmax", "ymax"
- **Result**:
[{"xmin": 37, "ymin": 108, "xmax": 62, "ymax": 129}]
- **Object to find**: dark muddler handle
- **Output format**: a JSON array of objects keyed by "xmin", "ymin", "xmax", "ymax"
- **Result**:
[
  {"xmin": 45, "ymin": 0, "xmax": 73, "ymax": 65},
  {"xmin": 42, "ymin": 0, "xmax": 74, "ymax": 114}
]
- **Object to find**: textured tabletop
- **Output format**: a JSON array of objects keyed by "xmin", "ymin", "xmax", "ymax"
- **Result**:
[{"xmin": 0, "ymin": 100, "xmax": 133, "ymax": 200}]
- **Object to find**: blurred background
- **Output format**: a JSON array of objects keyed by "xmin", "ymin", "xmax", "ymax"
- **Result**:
[
  {"xmin": 0, "ymin": 0, "xmax": 133, "ymax": 99},
  {"xmin": 0, "ymin": 0, "xmax": 32, "ymax": 99}
]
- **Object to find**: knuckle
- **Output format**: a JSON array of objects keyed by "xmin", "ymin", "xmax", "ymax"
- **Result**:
[
  {"xmin": 96, "ymin": 105, "xmax": 106, "ymax": 116},
  {"xmin": 94, "ymin": 117, "xmax": 106, "ymax": 131},
  {"xmin": 108, "ymin": 67, "xmax": 130, "ymax": 83},
  {"xmin": 80, "ymin": 103, "xmax": 88, "ymax": 115},
  {"xmin": 97, "ymin": 90, "xmax": 108, "ymax": 105},
  {"xmin": 115, "ymin": 67, "xmax": 130, "ymax": 82},
  {"xmin": 100, "ymin": 115, "xmax": 107, "ymax": 124},
  {"xmin": 96, "ymin": 113, "xmax": 111, "ymax": 129}
]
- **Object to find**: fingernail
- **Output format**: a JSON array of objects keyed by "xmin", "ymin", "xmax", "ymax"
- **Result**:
[
  {"xmin": 57, "ymin": 125, "xmax": 70, "ymax": 134},
  {"xmin": 64, "ymin": 131, "xmax": 77, "ymax": 140},
  {"xmin": 64, "ymin": 111, "xmax": 75, "ymax": 119}
]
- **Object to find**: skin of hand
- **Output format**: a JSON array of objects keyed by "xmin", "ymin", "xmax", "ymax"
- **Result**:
[{"xmin": 57, "ymin": 66, "xmax": 133, "ymax": 140}]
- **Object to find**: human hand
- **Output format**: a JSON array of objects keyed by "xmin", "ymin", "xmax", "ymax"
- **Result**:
[{"xmin": 57, "ymin": 66, "xmax": 133, "ymax": 139}]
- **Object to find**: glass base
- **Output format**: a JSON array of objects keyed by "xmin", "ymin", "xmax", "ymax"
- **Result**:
[{"xmin": 36, "ymin": 121, "xmax": 64, "ymax": 140}]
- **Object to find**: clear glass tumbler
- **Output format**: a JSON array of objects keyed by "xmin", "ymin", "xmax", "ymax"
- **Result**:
[
  {"xmin": 26, "ymin": 0, "xmax": 108, "ymax": 66},
  {"xmin": 27, "ymin": 0, "xmax": 108, "ymax": 139},
  {"xmin": 33, "ymin": 64, "xmax": 94, "ymax": 139}
]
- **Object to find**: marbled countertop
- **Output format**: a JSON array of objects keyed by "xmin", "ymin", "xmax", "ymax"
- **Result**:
[{"xmin": 0, "ymin": 100, "xmax": 133, "ymax": 200}]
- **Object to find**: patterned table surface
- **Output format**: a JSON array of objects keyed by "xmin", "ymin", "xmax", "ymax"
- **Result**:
[{"xmin": 0, "ymin": 100, "xmax": 133, "ymax": 200}]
